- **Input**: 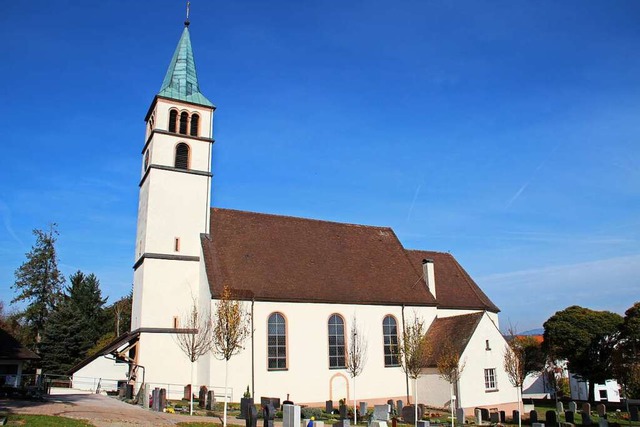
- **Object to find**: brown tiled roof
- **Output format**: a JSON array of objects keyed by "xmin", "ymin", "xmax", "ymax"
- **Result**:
[
  {"xmin": 0, "ymin": 328, "xmax": 40, "ymax": 360},
  {"xmin": 423, "ymin": 312, "xmax": 484, "ymax": 367},
  {"xmin": 202, "ymin": 208, "xmax": 499, "ymax": 312},
  {"xmin": 202, "ymin": 208, "xmax": 437, "ymax": 305},
  {"xmin": 405, "ymin": 250, "xmax": 500, "ymax": 312}
]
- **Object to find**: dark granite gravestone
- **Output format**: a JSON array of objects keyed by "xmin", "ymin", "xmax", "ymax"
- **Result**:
[
  {"xmin": 340, "ymin": 404, "xmax": 348, "ymax": 420},
  {"xmin": 326, "ymin": 401, "xmax": 334, "ymax": 414},
  {"xmin": 240, "ymin": 396, "xmax": 254, "ymax": 419},
  {"xmin": 530, "ymin": 410, "xmax": 538, "ymax": 424},
  {"xmin": 261, "ymin": 397, "xmax": 281, "ymax": 410},
  {"xmin": 397, "ymin": 400, "xmax": 403, "ymax": 414},
  {"xmin": 456, "ymin": 408, "xmax": 465, "ymax": 425},
  {"xmin": 360, "ymin": 402, "xmax": 368, "ymax": 416},
  {"xmin": 630, "ymin": 406, "xmax": 639, "ymax": 422},
  {"xmin": 512, "ymin": 410, "xmax": 520, "ymax": 424},
  {"xmin": 566, "ymin": 411, "xmax": 575, "ymax": 424},
  {"xmin": 478, "ymin": 408, "xmax": 489, "ymax": 422},
  {"xmin": 388, "ymin": 400, "xmax": 396, "ymax": 414},
  {"xmin": 199, "ymin": 386, "xmax": 208, "ymax": 409},
  {"xmin": 159, "ymin": 388, "xmax": 167, "ymax": 411},
  {"xmin": 546, "ymin": 410, "xmax": 557, "ymax": 426},
  {"xmin": 206, "ymin": 390, "xmax": 215, "ymax": 410},
  {"xmin": 582, "ymin": 411, "xmax": 592, "ymax": 426},
  {"xmin": 500, "ymin": 410, "xmax": 506, "ymax": 423},
  {"xmin": 402, "ymin": 405, "xmax": 424, "ymax": 425},
  {"xmin": 596, "ymin": 404, "xmax": 606, "ymax": 418},
  {"xmin": 152, "ymin": 388, "xmax": 160, "ymax": 411},
  {"xmin": 263, "ymin": 404, "xmax": 276, "ymax": 427},
  {"xmin": 490, "ymin": 412, "xmax": 500, "ymax": 423},
  {"xmin": 582, "ymin": 403, "xmax": 591, "ymax": 414},
  {"xmin": 246, "ymin": 405, "xmax": 258, "ymax": 427}
]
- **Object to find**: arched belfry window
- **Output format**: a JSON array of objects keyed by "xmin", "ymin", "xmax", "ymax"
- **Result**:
[
  {"xmin": 328, "ymin": 314, "xmax": 346, "ymax": 368},
  {"xmin": 169, "ymin": 110, "xmax": 178, "ymax": 133},
  {"xmin": 179, "ymin": 112, "xmax": 188, "ymax": 135},
  {"xmin": 383, "ymin": 315, "xmax": 400, "ymax": 367},
  {"xmin": 267, "ymin": 313, "xmax": 287, "ymax": 370},
  {"xmin": 190, "ymin": 114, "xmax": 199, "ymax": 137},
  {"xmin": 174, "ymin": 143, "xmax": 190, "ymax": 170}
]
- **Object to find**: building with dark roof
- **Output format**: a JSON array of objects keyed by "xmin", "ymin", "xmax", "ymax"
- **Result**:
[{"xmin": 71, "ymin": 16, "xmax": 519, "ymax": 415}]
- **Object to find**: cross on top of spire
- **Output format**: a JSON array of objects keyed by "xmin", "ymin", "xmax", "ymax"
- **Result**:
[{"xmin": 185, "ymin": 1, "xmax": 191, "ymax": 27}]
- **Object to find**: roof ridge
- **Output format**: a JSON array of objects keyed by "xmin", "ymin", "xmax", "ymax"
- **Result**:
[
  {"xmin": 449, "ymin": 255, "xmax": 499, "ymax": 312},
  {"xmin": 212, "ymin": 207, "xmax": 395, "ymax": 231}
]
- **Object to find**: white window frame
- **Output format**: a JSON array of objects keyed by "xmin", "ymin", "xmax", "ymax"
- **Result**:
[{"xmin": 484, "ymin": 368, "xmax": 498, "ymax": 391}]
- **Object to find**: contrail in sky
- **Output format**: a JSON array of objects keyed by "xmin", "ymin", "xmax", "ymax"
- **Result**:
[
  {"xmin": 505, "ymin": 145, "xmax": 558, "ymax": 209},
  {"xmin": 407, "ymin": 183, "xmax": 422, "ymax": 221},
  {"xmin": 0, "ymin": 200, "xmax": 25, "ymax": 248}
]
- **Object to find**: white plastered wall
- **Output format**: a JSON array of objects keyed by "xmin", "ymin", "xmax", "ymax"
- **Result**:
[
  {"xmin": 205, "ymin": 301, "xmax": 438, "ymax": 405},
  {"xmin": 456, "ymin": 313, "xmax": 518, "ymax": 414},
  {"xmin": 72, "ymin": 356, "xmax": 129, "ymax": 392}
]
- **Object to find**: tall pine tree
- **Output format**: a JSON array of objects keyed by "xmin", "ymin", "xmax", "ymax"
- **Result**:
[
  {"xmin": 40, "ymin": 271, "xmax": 109, "ymax": 374},
  {"xmin": 11, "ymin": 224, "xmax": 65, "ymax": 349}
]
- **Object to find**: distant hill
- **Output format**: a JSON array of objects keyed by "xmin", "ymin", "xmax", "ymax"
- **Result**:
[{"xmin": 520, "ymin": 328, "xmax": 544, "ymax": 336}]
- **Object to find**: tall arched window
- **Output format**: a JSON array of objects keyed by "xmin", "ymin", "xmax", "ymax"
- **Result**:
[
  {"xmin": 179, "ymin": 112, "xmax": 188, "ymax": 135},
  {"xmin": 267, "ymin": 313, "xmax": 287, "ymax": 370},
  {"xmin": 328, "ymin": 314, "xmax": 346, "ymax": 368},
  {"xmin": 169, "ymin": 110, "xmax": 178, "ymax": 133},
  {"xmin": 190, "ymin": 114, "xmax": 199, "ymax": 137},
  {"xmin": 383, "ymin": 315, "xmax": 400, "ymax": 367},
  {"xmin": 174, "ymin": 143, "xmax": 190, "ymax": 169}
]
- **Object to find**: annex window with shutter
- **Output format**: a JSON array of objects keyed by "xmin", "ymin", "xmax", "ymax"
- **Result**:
[
  {"xmin": 328, "ymin": 314, "xmax": 346, "ymax": 369},
  {"xmin": 190, "ymin": 114, "xmax": 199, "ymax": 137},
  {"xmin": 169, "ymin": 109, "xmax": 178, "ymax": 133},
  {"xmin": 175, "ymin": 143, "xmax": 190, "ymax": 169},
  {"xmin": 383, "ymin": 315, "xmax": 400, "ymax": 367},
  {"xmin": 179, "ymin": 112, "xmax": 189, "ymax": 135},
  {"xmin": 267, "ymin": 312, "xmax": 287, "ymax": 370}
]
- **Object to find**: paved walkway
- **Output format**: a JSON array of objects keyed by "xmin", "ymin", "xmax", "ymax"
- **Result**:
[{"xmin": 0, "ymin": 389, "xmax": 247, "ymax": 426}]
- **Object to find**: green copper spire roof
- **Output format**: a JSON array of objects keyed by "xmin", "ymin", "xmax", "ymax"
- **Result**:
[{"xmin": 158, "ymin": 26, "xmax": 213, "ymax": 107}]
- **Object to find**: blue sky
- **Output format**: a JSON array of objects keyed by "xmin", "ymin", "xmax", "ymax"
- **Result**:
[{"xmin": 1, "ymin": 1, "xmax": 638, "ymax": 331}]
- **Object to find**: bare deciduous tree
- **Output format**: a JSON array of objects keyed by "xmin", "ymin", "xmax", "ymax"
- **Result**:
[
  {"xmin": 504, "ymin": 340, "xmax": 525, "ymax": 427},
  {"xmin": 174, "ymin": 299, "xmax": 214, "ymax": 415},
  {"xmin": 345, "ymin": 316, "xmax": 368, "ymax": 424},
  {"xmin": 398, "ymin": 315, "xmax": 431, "ymax": 427},
  {"xmin": 212, "ymin": 285, "xmax": 250, "ymax": 427},
  {"xmin": 436, "ymin": 339, "xmax": 466, "ymax": 425}
]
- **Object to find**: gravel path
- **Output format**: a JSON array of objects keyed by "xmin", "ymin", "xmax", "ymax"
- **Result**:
[{"xmin": 0, "ymin": 389, "xmax": 241, "ymax": 426}]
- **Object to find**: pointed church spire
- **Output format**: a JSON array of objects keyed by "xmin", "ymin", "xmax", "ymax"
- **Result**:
[{"xmin": 158, "ymin": 13, "xmax": 213, "ymax": 107}]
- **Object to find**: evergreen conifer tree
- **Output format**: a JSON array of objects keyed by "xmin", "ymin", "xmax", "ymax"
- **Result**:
[
  {"xmin": 11, "ymin": 225, "xmax": 65, "ymax": 349},
  {"xmin": 40, "ymin": 271, "xmax": 109, "ymax": 374}
]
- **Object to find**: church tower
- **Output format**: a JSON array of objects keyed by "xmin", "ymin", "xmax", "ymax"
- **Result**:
[{"xmin": 131, "ymin": 16, "xmax": 215, "ymax": 335}]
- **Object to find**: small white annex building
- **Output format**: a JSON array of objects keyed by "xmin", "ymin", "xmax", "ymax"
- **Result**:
[{"xmin": 71, "ymin": 18, "xmax": 519, "ymax": 414}]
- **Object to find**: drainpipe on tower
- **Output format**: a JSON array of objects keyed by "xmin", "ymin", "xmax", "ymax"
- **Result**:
[{"xmin": 251, "ymin": 298, "xmax": 255, "ymax": 398}]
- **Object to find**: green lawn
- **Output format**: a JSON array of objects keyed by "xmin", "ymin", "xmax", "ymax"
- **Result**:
[
  {"xmin": 1, "ymin": 414, "xmax": 94, "ymax": 426},
  {"xmin": 530, "ymin": 404, "xmax": 640, "ymax": 427}
]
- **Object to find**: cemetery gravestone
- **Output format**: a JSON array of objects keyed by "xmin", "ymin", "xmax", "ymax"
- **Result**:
[
  {"xmin": 598, "ymin": 419, "xmax": 608, "ymax": 427},
  {"xmin": 630, "ymin": 407, "xmax": 639, "ymax": 422},
  {"xmin": 375, "ymin": 404, "xmax": 391, "ymax": 421},
  {"xmin": 402, "ymin": 405, "xmax": 423, "ymax": 425},
  {"xmin": 479, "ymin": 408, "xmax": 489, "ymax": 422},
  {"xmin": 475, "ymin": 409, "xmax": 483, "ymax": 425},
  {"xmin": 596, "ymin": 405, "xmax": 606, "ymax": 418},
  {"xmin": 184, "ymin": 384, "xmax": 192, "ymax": 401},
  {"xmin": 340, "ymin": 404, "xmax": 348, "ymax": 420},
  {"xmin": 417, "ymin": 421, "xmax": 430, "ymax": 427},
  {"xmin": 360, "ymin": 402, "xmax": 368, "ymax": 416},
  {"xmin": 264, "ymin": 404, "xmax": 276, "ymax": 427},
  {"xmin": 456, "ymin": 408, "xmax": 465, "ymax": 425},
  {"xmin": 199, "ymin": 386, "xmax": 208, "ymax": 409},
  {"xmin": 142, "ymin": 383, "xmax": 150, "ymax": 409},
  {"xmin": 206, "ymin": 390, "xmax": 215, "ymax": 410},
  {"xmin": 582, "ymin": 404, "xmax": 591, "ymax": 414},
  {"xmin": 569, "ymin": 402, "xmax": 577, "ymax": 413},
  {"xmin": 262, "ymin": 397, "xmax": 281, "ymax": 410},
  {"xmin": 530, "ymin": 410, "xmax": 538, "ymax": 424},
  {"xmin": 566, "ymin": 411, "xmax": 575, "ymax": 424},
  {"xmin": 152, "ymin": 388, "xmax": 160, "ymax": 411},
  {"xmin": 546, "ymin": 410, "xmax": 557, "ymax": 426},
  {"xmin": 159, "ymin": 388, "xmax": 167, "ymax": 411},
  {"xmin": 513, "ymin": 410, "xmax": 520, "ymax": 424},
  {"xmin": 500, "ymin": 411, "xmax": 506, "ymax": 423},
  {"xmin": 397, "ymin": 400, "xmax": 403, "ymax": 414},
  {"xmin": 283, "ymin": 404, "xmax": 301, "ymax": 427},
  {"xmin": 246, "ymin": 405, "xmax": 258, "ymax": 427},
  {"xmin": 326, "ymin": 401, "xmax": 334, "ymax": 414},
  {"xmin": 582, "ymin": 411, "xmax": 592, "ymax": 426},
  {"xmin": 557, "ymin": 402, "xmax": 565, "ymax": 414},
  {"xmin": 388, "ymin": 400, "xmax": 396, "ymax": 414},
  {"xmin": 490, "ymin": 412, "xmax": 500, "ymax": 424}
]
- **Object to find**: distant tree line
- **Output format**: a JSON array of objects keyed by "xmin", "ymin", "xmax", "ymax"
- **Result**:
[{"xmin": 1, "ymin": 225, "xmax": 132, "ymax": 375}]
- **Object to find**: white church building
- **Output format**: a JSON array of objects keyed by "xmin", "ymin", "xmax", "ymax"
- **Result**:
[{"xmin": 71, "ymin": 18, "xmax": 519, "ymax": 415}]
